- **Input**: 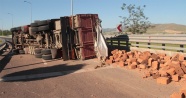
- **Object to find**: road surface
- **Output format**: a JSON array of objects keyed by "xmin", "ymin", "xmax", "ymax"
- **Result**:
[{"xmin": 0, "ymin": 53, "xmax": 183, "ymax": 98}]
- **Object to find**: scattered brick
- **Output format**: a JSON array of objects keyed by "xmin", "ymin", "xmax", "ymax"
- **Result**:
[
  {"xmin": 181, "ymin": 64, "xmax": 186, "ymax": 73},
  {"xmin": 152, "ymin": 61, "xmax": 159, "ymax": 70},
  {"xmin": 166, "ymin": 68, "xmax": 176, "ymax": 75},
  {"xmin": 118, "ymin": 61, "xmax": 125, "ymax": 67},
  {"xmin": 157, "ymin": 77, "xmax": 171, "ymax": 84},
  {"xmin": 170, "ymin": 92, "xmax": 185, "ymax": 98},
  {"xmin": 172, "ymin": 75, "xmax": 180, "ymax": 82},
  {"xmin": 148, "ymin": 58, "xmax": 153, "ymax": 67},
  {"xmin": 151, "ymin": 53, "xmax": 160, "ymax": 61},
  {"xmin": 138, "ymin": 64, "xmax": 147, "ymax": 69},
  {"xmin": 179, "ymin": 54, "xmax": 185, "ymax": 61},
  {"xmin": 175, "ymin": 66, "xmax": 185, "ymax": 76},
  {"xmin": 105, "ymin": 59, "xmax": 113, "ymax": 65}
]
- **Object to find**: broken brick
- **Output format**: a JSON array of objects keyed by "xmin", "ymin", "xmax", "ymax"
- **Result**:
[
  {"xmin": 138, "ymin": 64, "xmax": 147, "ymax": 69},
  {"xmin": 152, "ymin": 61, "xmax": 159, "ymax": 70},
  {"xmin": 166, "ymin": 68, "xmax": 176, "ymax": 75},
  {"xmin": 181, "ymin": 64, "xmax": 186, "ymax": 73},
  {"xmin": 175, "ymin": 66, "xmax": 185, "ymax": 76},
  {"xmin": 170, "ymin": 92, "xmax": 185, "ymax": 98},
  {"xmin": 151, "ymin": 53, "xmax": 160, "ymax": 61},
  {"xmin": 152, "ymin": 72, "xmax": 160, "ymax": 79},
  {"xmin": 157, "ymin": 77, "xmax": 171, "ymax": 84},
  {"xmin": 118, "ymin": 61, "xmax": 125, "ymax": 67},
  {"xmin": 105, "ymin": 59, "xmax": 113, "ymax": 65},
  {"xmin": 179, "ymin": 54, "xmax": 184, "ymax": 61},
  {"xmin": 148, "ymin": 58, "xmax": 153, "ymax": 66},
  {"xmin": 172, "ymin": 75, "xmax": 180, "ymax": 82}
]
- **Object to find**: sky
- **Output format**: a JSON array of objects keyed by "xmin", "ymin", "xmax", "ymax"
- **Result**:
[{"xmin": 0, "ymin": 0, "xmax": 186, "ymax": 30}]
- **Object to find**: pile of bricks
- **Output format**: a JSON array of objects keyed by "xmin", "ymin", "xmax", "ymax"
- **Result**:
[{"xmin": 105, "ymin": 49, "xmax": 186, "ymax": 85}]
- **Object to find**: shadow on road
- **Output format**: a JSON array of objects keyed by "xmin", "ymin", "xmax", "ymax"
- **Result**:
[
  {"xmin": 0, "ymin": 54, "xmax": 12, "ymax": 73},
  {"xmin": 1, "ymin": 63, "xmax": 85, "ymax": 82}
]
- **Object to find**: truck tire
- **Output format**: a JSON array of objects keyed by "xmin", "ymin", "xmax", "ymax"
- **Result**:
[
  {"xmin": 31, "ymin": 27, "xmax": 38, "ymax": 32},
  {"xmin": 19, "ymin": 49, "xmax": 25, "ymax": 54},
  {"xmin": 30, "ymin": 23, "xmax": 38, "ymax": 27},
  {"xmin": 35, "ymin": 53, "xmax": 42, "ymax": 58},
  {"xmin": 38, "ymin": 25, "xmax": 50, "ymax": 31},
  {"xmin": 41, "ymin": 49, "xmax": 51, "ymax": 55},
  {"xmin": 12, "ymin": 49, "xmax": 19, "ymax": 54},
  {"xmin": 34, "ymin": 48, "xmax": 42, "ymax": 54},
  {"xmin": 37, "ymin": 20, "xmax": 48, "ymax": 26},
  {"xmin": 42, "ymin": 54, "xmax": 52, "ymax": 60}
]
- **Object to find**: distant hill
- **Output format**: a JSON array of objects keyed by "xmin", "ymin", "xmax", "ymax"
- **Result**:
[
  {"xmin": 103, "ymin": 23, "xmax": 186, "ymax": 34},
  {"xmin": 147, "ymin": 23, "xmax": 186, "ymax": 34}
]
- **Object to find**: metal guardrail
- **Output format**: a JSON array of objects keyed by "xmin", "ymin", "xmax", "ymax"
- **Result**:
[
  {"xmin": 0, "ymin": 38, "xmax": 6, "ymax": 53},
  {"xmin": 106, "ymin": 34, "xmax": 186, "ymax": 52}
]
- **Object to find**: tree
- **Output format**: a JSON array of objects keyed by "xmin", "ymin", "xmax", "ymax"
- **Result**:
[{"xmin": 120, "ymin": 3, "xmax": 152, "ymax": 34}]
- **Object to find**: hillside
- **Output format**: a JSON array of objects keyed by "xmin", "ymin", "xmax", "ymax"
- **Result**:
[
  {"xmin": 147, "ymin": 23, "xmax": 186, "ymax": 34},
  {"xmin": 103, "ymin": 23, "xmax": 186, "ymax": 34}
]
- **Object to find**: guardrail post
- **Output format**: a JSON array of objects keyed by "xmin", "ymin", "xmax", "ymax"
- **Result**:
[
  {"xmin": 180, "ymin": 45, "xmax": 184, "ymax": 52},
  {"xmin": 162, "ymin": 44, "xmax": 165, "ymax": 50},
  {"xmin": 148, "ymin": 43, "xmax": 150, "ymax": 49},
  {"xmin": 111, "ymin": 39, "xmax": 113, "ymax": 46},
  {"xmin": 136, "ymin": 42, "xmax": 139, "ymax": 47},
  {"xmin": 118, "ymin": 39, "xmax": 120, "ymax": 46}
]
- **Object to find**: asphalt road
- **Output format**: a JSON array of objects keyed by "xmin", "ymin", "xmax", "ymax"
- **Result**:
[{"xmin": 0, "ymin": 54, "xmax": 183, "ymax": 98}]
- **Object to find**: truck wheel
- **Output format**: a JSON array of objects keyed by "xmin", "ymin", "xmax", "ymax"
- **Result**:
[
  {"xmin": 30, "ymin": 23, "xmax": 38, "ymax": 27},
  {"xmin": 38, "ymin": 25, "xmax": 50, "ymax": 31},
  {"xmin": 12, "ymin": 49, "xmax": 19, "ymax": 54},
  {"xmin": 35, "ymin": 53, "xmax": 42, "ymax": 58},
  {"xmin": 42, "ymin": 54, "xmax": 52, "ymax": 60},
  {"xmin": 41, "ymin": 49, "xmax": 51, "ymax": 55},
  {"xmin": 31, "ymin": 27, "xmax": 38, "ymax": 32},
  {"xmin": 34, "ymin": 48, "xmax": 42, "ymax": 54},
  {"xmin": 19, "ymin": 50, "xmax": 25, "ymax": 54},
  {"xmin": 37, "ymin": 20, "xmax": 48, "ymax": 26}
]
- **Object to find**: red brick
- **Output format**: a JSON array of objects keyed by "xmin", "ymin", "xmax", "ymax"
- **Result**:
[
  {"xmin": 164, "ymin": 60, "xmax": 171, "ymax": 67},
  {"xmin": 159, "ymin": 63, "xmax": 164, "ymax": 68},
  {"xmin": 152, "ymin": 61, "xmax": 159, "ymax": 70},
  {"xmin": 143, "ymin": 72, "xmax": 151, "ymax": 78},
  {"xmin": 114, "ymin": 57, "xmax": 120, "ymax": 62},
  {"xmin": 166, "ymin": 68, "xmax": 176, "ymax": 75},
  {"xmin": 170, "ymin": 92, "xmax": 184, "ymax": 98},
  {"xmin": 148, "ymin": 58, "xmax": 153, "ymax": 66},
  {"xmin": 118, "ymin": 61, "xmax": 125, "ymax": 67},
  {"xmin": 152, "ymin": 73, "xmax": 160, "ymax": 79},
  {"xmin": 172, "ymin": 75, "xmax": 180, "ymax": 82},
  {"xmin": 106, "ymin": 59, "xmax": 113, "ymax": 65},
  {"xmin": 143, "ymin": 51, "xmax": 151, "ymax": 57},
  {"xmin": 179, "ymin": 54, "xmax": 185, "ymax": 61},
  {"xmin": 111, "ymin": 49, "xmax": 118, "ymax": 55},
  {"xmin": 182, "ymin": 61, "xmax": 186, "ymax": 66},
  {"xmin": 157, "ymin": 77, "xmax": 171, "ymax": 84},
  {"xmin": 120, "ymin": 54, "xmax": 128, "ymax": 61},
  {"xmin": 175, "ymin": 66, "xmax": 185, "ymax": 76},
  {"xmin": 180, "ymin": 90, "xmax": 186, "ymax": 97},
  {"xmin": 171, "ymin": 54, "xmax": 179, "ymax": 61},
  {"xmin": 164, "ymin": 56, "xmax": 171, "ymax": 61},
  {"xmin": 128, "ymin": 64, "xmax": 137, "ymax": 69},
  {"xmin": 138, "ymin": 64, "xmax": 147, "ymax": 69},
  {"xmin": 130, "ymin": 58, "xmax": 137, "ymax": 62},
  {"xmin": 159, "ymin": 69, "xmax": 168, "ymax": 77},
  {"xmin": 151, "ymin": 53, "xmax": 160, "ymax": 61},
  {"xmin": 181, "ymin": 64, "xmax": 186, "ymax": 74}
]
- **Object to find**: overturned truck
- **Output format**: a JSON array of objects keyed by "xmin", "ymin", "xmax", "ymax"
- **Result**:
[{"xmin": 10, "ymin": 14, "xmax": 108, "ymax": 61}]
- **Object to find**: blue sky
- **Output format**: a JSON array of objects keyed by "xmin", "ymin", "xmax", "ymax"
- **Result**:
[{"xmin": 0, "ymin": 0, "xmax": 186, "ymax": 30}]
